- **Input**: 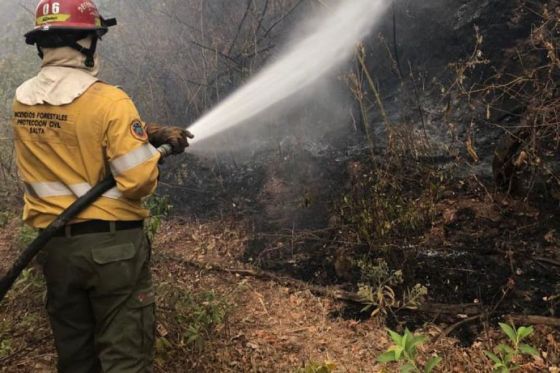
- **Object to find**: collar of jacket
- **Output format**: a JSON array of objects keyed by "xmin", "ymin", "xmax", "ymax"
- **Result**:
[{"xmin": 16, "ymin": 37, "xmax": 101, "ymax": 106}]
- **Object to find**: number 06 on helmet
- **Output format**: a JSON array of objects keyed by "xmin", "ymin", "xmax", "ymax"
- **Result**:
[{"xmin": 24, "ymin": 0, "xmax": 117, "ymax": 68}]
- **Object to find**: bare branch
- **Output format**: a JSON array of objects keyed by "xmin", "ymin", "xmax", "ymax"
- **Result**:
[
  {"xmin": 227, "ymin": 0, "xmax": 253, "ymax": 55},
  {"xmin": 260, "ymin": 0, "xmax": 306, "ymax": 41}
]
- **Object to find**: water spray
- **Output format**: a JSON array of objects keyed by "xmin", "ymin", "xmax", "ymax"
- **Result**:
[
  {"xmin": 0, "ymin": 0, "xmax": 392, "ymax": 302},
  {"xmin": 188, "ymin": 0, "xmax": 391, "ymax": 145}
]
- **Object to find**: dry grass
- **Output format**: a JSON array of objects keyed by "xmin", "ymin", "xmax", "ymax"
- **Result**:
[{"xmin": 0, "ymin": 217, "xmax": 558, "ymax": 372}]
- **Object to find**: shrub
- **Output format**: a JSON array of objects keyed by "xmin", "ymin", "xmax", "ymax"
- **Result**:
[
  {"xmin": 144, "ymin": 194, "xmax": 173, "ymax": 241},
  {"xmin": 377, "ymin": 328, "xmax": 441, "ymax": 373},
  {"xmin": 484, "ymin": 323, "xmax": 539, "ymax": 373}
]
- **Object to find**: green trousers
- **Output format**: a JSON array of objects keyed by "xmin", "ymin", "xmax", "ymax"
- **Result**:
[{"xmin": 39, "ymin": 227, "xmax": 155, "ymax": 373}]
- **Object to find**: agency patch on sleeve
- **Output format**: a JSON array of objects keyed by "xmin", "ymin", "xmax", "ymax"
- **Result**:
[{"xmin": 130, "ymin": 121, "xmax": 148, "ymax": 141}]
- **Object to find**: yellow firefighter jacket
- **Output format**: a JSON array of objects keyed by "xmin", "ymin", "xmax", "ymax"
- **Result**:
[{"xmin": 11, "ymin": 82, "xmax": 161, "ymax": 228}]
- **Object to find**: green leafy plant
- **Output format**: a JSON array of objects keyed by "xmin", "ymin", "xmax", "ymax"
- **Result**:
[
  {"xmin": 182, "ymin": 291, "xmax": 228, "ymax": 347},
  {"xmin": 0, "ymin": 319, "xmax": 13, "ymax": 359},
  {"xmin": 377, "ymin": 329, "xmax": 441, "ymax": 373},
  {"xmin": 402, "ymin": 283, "xmax": 429, "ymax": 309},
  {"xmin": 144, "ymin": 194, "xmax": 173, "ymax": 241},
  {"xmin": 0, "ymin": 338, "xmax": 12, "ymax": 359},
  {"xmin": 13, "ymin": 268, "xmax": 44, "ymax": 293},
  {"xmin": 0, "ymin": 211, "xmax": 12, "ymax": 228},
  {"xmin": 356, "ymin": 259, "xmax": 428, "ymax": 318},
  {"xmin": 484, "ymin": 323, "xmax": 539, "ymax": 372},
  {"xmin": 356, "ymin": 258, "xmax": 401, "ymax": 317},
  {"xmin": 156, "ymin": 283, "xmax": 229, "ymax": 354},
  {"xmin": 296, "ymin": 360, "xmax": 336, "ymax": 373},
  {"xmin": 358, "ymin": 284, "xmax": 396, "ymax": 318},
  {"xmin": 18, "ymin": 225, "xmax": 37, "ymax": 249},
  {"xmin": 356, "ymin": 258, "xmax": 403, "ymax": 287}
]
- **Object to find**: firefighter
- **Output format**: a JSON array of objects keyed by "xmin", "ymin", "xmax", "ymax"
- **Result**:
[{"xmin": 11, "ymin": 1, "xmax": 192, "ymax": 371}]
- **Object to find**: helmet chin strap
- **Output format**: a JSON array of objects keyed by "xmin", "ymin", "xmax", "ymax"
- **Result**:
[
  {"xmin": 36, "ymin": 34, "xmax": 99, "ymax": 68},
  {"xmin": 36, "ymin": 45, "xmax": 44, "ymax": 60},
  {"xmin": 68, "ymin": 36, "xmax": 98, "ymax": 68}
]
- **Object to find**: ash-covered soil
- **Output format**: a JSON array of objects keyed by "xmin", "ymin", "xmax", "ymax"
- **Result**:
[{"xmin": 157, "ymin": 135, "xmax": 560, "ymax": 352}]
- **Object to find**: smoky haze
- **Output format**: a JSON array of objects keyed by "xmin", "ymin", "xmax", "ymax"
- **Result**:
[
  {"xmin": 1, "ymin": 0, "xmax": 520, "ymax": 189},
  {"xmin": 188, "ymin": 0, "xmax": 390, "ymax": 147}
]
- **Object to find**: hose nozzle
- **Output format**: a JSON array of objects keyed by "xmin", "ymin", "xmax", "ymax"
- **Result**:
[{"xmin": 157, "ymin": 144, "xmax": 174, "ymax": 158}]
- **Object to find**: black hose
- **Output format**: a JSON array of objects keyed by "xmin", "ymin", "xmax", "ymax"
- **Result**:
[{"xmin": 0, "ymin": 144, "xmax": 173, "ymax": 302}]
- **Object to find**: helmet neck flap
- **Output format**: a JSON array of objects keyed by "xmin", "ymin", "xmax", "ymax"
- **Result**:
[{"xmin": 34, "ymin": 30, "xmax": 98, "ymax": 68}]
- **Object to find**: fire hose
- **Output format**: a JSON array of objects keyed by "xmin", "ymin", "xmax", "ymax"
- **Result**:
[{"xmin": 0, "ymin": 144, "xmax": 174, "ymax": 303}]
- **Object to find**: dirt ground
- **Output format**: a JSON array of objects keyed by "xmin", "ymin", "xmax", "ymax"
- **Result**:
[{"xmin": 0, "ymin": 213, "xmax": 559, "ymax": 372}]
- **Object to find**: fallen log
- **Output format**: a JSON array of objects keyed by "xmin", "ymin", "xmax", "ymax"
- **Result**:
[
  {"xmin": 157, "ymin": 253, "xmax": 485, "ymax": 316},
  {"xmin": 506, "ymin": 314, "xmax": 560, "ymax": 328},
  {"xmin": 162, "ymin": 255, "xmax": 560, "ymax": 328}
]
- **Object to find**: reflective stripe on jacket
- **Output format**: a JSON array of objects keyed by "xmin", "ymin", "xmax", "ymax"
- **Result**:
[{"xmin": 12, "ymin": 82, "xmax": 160, "ymax": 228}]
